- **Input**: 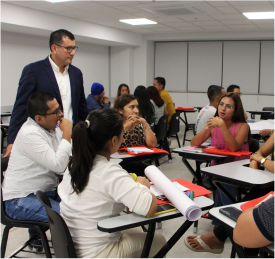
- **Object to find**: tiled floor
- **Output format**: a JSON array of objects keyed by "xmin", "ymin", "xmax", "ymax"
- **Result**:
[{"xmin": 1, "ymin": 127, "xmax": 234, "ymax": 258}]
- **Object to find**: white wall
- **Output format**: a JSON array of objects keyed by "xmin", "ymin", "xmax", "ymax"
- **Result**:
[{"xmin": 1, "ymin": 31, "xmax": 109, "ymax": 106}]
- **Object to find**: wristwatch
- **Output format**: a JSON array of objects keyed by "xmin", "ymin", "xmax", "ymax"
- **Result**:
[{"xmin": 260, "ymin": 157, "xmax": 267, "ymax": 166}]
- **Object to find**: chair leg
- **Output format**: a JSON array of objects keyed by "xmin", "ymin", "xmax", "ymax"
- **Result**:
[
  {"xmin": 176, "ymin": 133, "xmax": 181, "ymax": 148},
  {"xmin": 35, "ymin": 227, "xmax": 52, "ymax": 258},
  {"xmin": 193, "ymin": 220, "xmax": 198, "ymax": 233},
  {"xmin": 1, "ymin": 225, "xmax": 11, "ymax": 258},
  {"xmin": 164, "ymin": 137, "xmax": 172, "ymax": 160}
]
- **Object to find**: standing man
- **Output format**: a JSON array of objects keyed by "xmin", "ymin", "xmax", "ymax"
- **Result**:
[
  {"xmin": 86, "ymin": 82, "xmax": 110, "ymax": 112},
  {"xmin": 153, "ymin": 77, "xmax": 175, "ymax": 124},
  {"xmin": 5, "ymin": 29, "xmax": 88, "ymax": 157}
]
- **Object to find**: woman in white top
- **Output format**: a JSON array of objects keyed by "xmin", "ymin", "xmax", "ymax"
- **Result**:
[
  {"xmin": 58, "ymin": 109, "xmax": 165, "ymax": 258},
  {"xmin": 147, "ymin": 86, "xmax": 168, "ymax": 125}
]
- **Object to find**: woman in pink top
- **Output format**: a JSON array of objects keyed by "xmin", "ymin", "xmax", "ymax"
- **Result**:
[{"xmin": 185, "ymin": 93, "xmax": 252, "ymax": 255}]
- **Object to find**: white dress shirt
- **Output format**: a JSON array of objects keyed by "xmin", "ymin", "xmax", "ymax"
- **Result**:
[
  {"xmin": 2, "ymin": 118, "xmax": 71, "ymax": 201},
  {"xmin": 58, "ymin": 155, "xmax": 152, "ymax": 258},
  {"xmin": 49, "ymin": 55, "xmax": 73, "ymax": 123}
]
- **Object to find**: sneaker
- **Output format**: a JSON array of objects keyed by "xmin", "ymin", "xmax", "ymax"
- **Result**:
[{"xmin": 28, "ymin": 237, "xmax": 43, "ymax": 252}]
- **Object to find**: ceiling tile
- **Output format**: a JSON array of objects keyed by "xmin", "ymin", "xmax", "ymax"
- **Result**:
[
  {"xmin": 215, "ymin": 6, "xmax": 239, "ymax": 14},
  {"xmin": 179, "ymin": 14, "xmax": 215, "ymax": 22},
  {"xmin": 128, "ymin": 11, "xmax": 158, "ymax": 19},
  {"xmin": 233, "ymin": 4, "xmax": 274, "ymax": 12},
  {"xmin": 59, "ymin": 1, "xmax": 105, "ymax": 12},
  {"xmin": 2, "ymin": 1, "xmax": 46, "ymax": 7},
  {"xmin": 153, "ymin": 17, "xmax": 184, "ymax": 23},
  {"xmin": 150, "ymin": 27, "xmax": 179, "ymax": 32},
  {"xmin": 207, "ymin": 1, "xmax": 231, "ymax": 7},
  {"xmin": 229, "ymin": 1, "xmax": 271, "ymax": 6},
  {"xmin": 200, "ymin": 25, "xmax": 231, "ymax": 30},
  {"xmin": 177, "ymin": 26, "xmax": 204, "ymax": 31},
  {"xmin": 251, "ymin": 19, "xmax": 275, "ymax": 24},
  {"xmin": 28, "ymin": 2, "xmax": 74, "ymax": 13},
  {"xmin": 209, "ymin": 13, "xmax": 247, "ymax": 20},
  {"xmin": 97, "ymin": 1, "xmax": 140, "ymax": 7},
  {"xmin": 191, "ymin": 20, "xmax": 223, "ymax": 26},
  {"xmin": 163, "ymin": 21, "xmax": 194, "ymax": 27},
  {"xmin": 56, "ymin": 9, "xmax": 91, "ymax": 18},
  {"xmin": 220, "ymin": 19, "xmax": 253, "ymax": 25},
  {"xmin": 127, "ymin": 28, "xmax": 155, "ymax": 33},
  {"xmin": 254, "ymin": 23, "xmax": 274, "ymax": 29},
  {"xmin": 112, "ymin": 5, "xmax": 141, "ymax": 13},
  {"xmin": 227, "ymin": 24, "xmax": 259, "ymax": 30}
]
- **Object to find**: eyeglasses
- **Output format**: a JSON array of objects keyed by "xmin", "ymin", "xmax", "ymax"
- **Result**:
[
  {"xmin": 55, "ymin": 44, "xmax": 78, "ymax": 53},
  {"xmin": 39, "ymin": 108, "xmax": 63, "ymax": 117},
  {"xmin": 219, "ymin": 102, "xmax": 235, "ymax": 109}
]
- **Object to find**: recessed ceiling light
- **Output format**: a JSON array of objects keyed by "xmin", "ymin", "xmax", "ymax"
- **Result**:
[
  {"xmin": 243, "ymin": 12, "xmax": 275, "ymax": 20},
  {"xmin": 45, "ymin": 0, "xmax": 73, "ymax": 3},
  {"xmin": 119, "ymin": 18, "xmax": 157, "ymax": 25}
]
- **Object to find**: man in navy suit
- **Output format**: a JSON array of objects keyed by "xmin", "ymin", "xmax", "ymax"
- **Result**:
[{"xmin": 5, "ymin": 29, "xmax": 88, "ymax": 157}]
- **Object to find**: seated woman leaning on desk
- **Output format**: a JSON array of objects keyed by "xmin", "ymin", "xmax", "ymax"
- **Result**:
[
  {"xmin": 185, "ymin": 93, "xmax": 251, "ymax": 254},
  {"xmin": 114, "ymin": 94, "xmax": 157, "ymax": 176},
  {"xmin": 58, "ymin": 109, "xmax": 165, "ymax": 258}
]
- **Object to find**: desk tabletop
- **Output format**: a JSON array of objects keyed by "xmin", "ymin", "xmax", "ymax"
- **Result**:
[
  {"xmin": 202, "ymin": 159, "xmax": 274, "ymax": 186},
  {"xmin": 175, "ymin": 109, "xmax": 197, "ymax": 113},
  {"xmin": 247, "ymin": 110, "xmax": 273, "ymax": 114},
  {"xmin": 98, "ymin": 196, "xmax": 214, "ymax": 233},
  {"xmin": 173, "ymin": 147, "xmax": 227, "ymax": 160}
]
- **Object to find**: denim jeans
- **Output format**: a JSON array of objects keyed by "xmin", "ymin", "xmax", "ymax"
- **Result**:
[
  {"xmin": 5, "ymin": 190, "xmax": 60, "ymax": 237},
  {"xmin": 5, "ymin": 190, "xmax": 60, "ymax": 222},
  {"xmin": 212, "ymin": 183, "xmax": 237, "ymax": 226}
]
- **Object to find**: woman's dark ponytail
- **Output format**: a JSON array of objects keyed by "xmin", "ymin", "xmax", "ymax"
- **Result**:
[{"xmin": 69, "ymin": 109, "xmax": 123, "ymax": 194}]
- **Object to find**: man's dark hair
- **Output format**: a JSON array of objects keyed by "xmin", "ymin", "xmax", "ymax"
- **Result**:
[
  {"xmin": 227, "ymin": 84, "xmax": 240, "ymax": 93},
  {"xmin": 49, "ymin": 29, "xmax": 75, "ymax": 51},
  {"xmin": 154, "ymin": 77, "xmax": 166, "ymax": 89},
  {"xmin": 27, "ymin": 92, "xmax": 55, "ymax": 119},
  {"xmin": 207, "ymin": 85, "xmax": 223, "ymax": 101}
]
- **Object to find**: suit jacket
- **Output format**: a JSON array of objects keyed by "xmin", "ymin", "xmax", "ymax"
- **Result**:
[{"xmin": 8, "ymin": 57, "xmax": 88, "ymax": 144}]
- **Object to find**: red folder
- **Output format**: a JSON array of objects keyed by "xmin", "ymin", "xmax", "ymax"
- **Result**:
[
  {"xmin": 240, "ymin": 191, "xmax": 274, "ymax": 211},
  {"xmin": 118, "ymin": 145, "xmax": 169, "ymax": 156},
  {"xmin": 204, "ymin": 148, "xmax": 252, "ymax": 157},
  {"xmin": 176, "ymin": 107, "xmax": 194, "ymax": 110},
  {"xmin": 156, "ymin": 179, "xmax": 212, "ymax": 205}
]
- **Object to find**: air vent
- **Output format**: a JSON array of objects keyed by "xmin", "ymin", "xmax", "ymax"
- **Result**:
[{"xmin": 137, "ymin": 2, "xmax": 222, "ymax": 16}]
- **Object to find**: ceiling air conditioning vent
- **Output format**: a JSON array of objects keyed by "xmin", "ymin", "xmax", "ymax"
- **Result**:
[{"xmin": 137, "ymin": 2, "xmax": 222, "ymax": 16}]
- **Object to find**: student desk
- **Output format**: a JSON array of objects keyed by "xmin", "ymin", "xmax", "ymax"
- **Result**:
[
  {"xmin": 201, "ymin": 159, "xmax": 274, "ymax": 203},
  {"xmin": 175, "ymin": 109, "xmax": 197, "ymax": 146},
  {"xmin": 172, "ymin": 147, "xmax": 227, "ymax": 185},
  {"xmin": 98, "ymin": 196, "xmax": 214, "ymax": 258},
  {"xmin": 246, "ymin": 110, "xmax": 273, "ymax": 120},
  {"xmin": 111, "ymin": 151, "xmax": 164, "ymax": 167},
  {"xmin": 194, "ymin": 106, "xmax": 203, "ymax": 112},
  {"xmin": 210, "ymin": 202, "xmax": 274, "ymax": 258},
  {"xmin": 248, "ymin": 120, "xmax": 274, "ymax": 134}
]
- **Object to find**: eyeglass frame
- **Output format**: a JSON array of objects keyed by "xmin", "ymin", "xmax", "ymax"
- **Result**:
[
  {"xmin": 55, "ymin": 44, "xmax": 78, "ymax": 53},
  {"xmin": 219, "ymin": 101, "xmax": 235, "ymax": 109},
  {"xmin": 39, "ymin": 108, "xmax": 63, "ymax": 117}
]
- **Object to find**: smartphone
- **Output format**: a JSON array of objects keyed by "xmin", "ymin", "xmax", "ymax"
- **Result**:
[
  {"xmin": 219, "ymin": 207, "xmax": 242, "ymax": 222},
  {"xmin": 152, "ymin": 204, "xmax": 176, "ymax": 216}
]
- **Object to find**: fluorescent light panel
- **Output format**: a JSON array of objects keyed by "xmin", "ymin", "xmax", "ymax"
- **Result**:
[
  {"xmin": 45, "ymin": 0, "xmax": 72, "ymax": 3},
  {"xmin": 119, "ymin": 18, "xmax": 157, "ymax": 25},
  {"xmin": 243, "ymin": 12, "xmax": 275, "ymax": 20}
]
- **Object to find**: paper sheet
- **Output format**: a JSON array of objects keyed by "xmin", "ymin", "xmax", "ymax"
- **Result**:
[
  {"xmin": 127, "ymin": 147, "xmax": 154, "ymax": 153},
  {"xmin": 150, "ymin": 182, "xmax": 189, "ymax": 196},
  {"xmin": 248, "ymin": 120, "xmax": 274, "ymax": 131},
  {"xmin": 145, "ymin": 165, "xmax": 202, "ymax": 221}
]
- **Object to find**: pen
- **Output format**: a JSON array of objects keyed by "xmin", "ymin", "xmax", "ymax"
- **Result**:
[
  {"xmin": 190, "ymin": 191, "xmax": 194, "ymax": 200},
  {"xmin": 186, "ymin": 191, "xmax": 190, "ymax": 198}
]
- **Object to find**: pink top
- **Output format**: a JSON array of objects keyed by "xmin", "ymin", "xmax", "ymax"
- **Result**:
[{"xmin": 211, "ymin": 122, "xmax": 250, "ymax": 166}]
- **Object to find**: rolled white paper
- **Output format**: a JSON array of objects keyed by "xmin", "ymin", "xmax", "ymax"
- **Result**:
[{"xmin": 145, "ymin": 165, "xmax": 202, "ymax": 221}]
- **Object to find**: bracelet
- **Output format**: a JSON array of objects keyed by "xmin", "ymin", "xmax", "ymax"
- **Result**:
[{"xmin": 143, "ymin": 124, "xmax": 151, "ymax": 131}]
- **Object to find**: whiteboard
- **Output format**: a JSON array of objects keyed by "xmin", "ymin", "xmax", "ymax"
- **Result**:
[
  {"xmin": 259, "ymin": 41, "xmax": 274, "ymax": 95},
  {"xmin": 188, "ymin": 42, "xmax": 222, "ymax": 92},
  {"xmin": 155, "ymin": 42, "xmax": 187, "ymax": 92},
  {"xmin": 222, "ymin": 41, "xmax": 260, "ymax": 94}
]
